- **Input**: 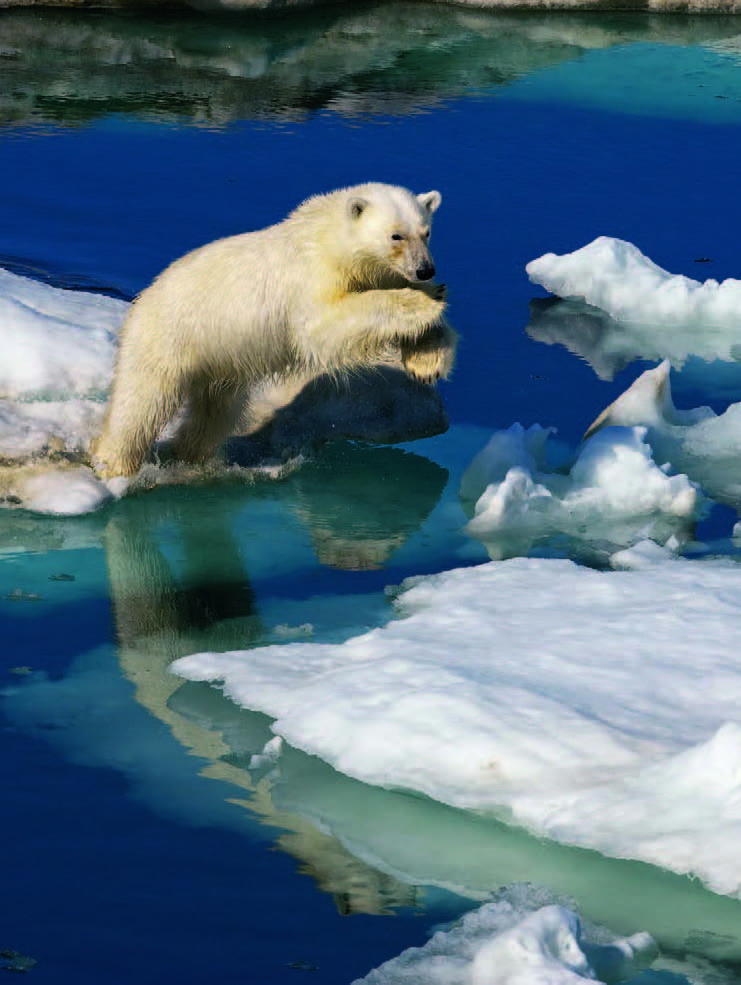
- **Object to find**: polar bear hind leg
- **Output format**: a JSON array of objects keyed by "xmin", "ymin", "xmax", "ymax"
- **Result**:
[{"xmin": 168, "ymin": 382, "xmax": 248, "ymax": 464}]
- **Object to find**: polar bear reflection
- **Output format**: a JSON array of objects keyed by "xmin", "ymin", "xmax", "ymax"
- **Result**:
[{"xmin": 102, "ymin": 445, "xmax": 445, "ymax": 911}]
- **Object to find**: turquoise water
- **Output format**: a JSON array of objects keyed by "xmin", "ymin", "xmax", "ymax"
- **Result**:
[{"xmin": 3, "ymin": 7, "xmax": 741, "ymax": 982}]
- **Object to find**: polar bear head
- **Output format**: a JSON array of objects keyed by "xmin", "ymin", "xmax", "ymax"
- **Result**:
[{"xmin": 343, "ymin": 183, "xmax": 442, "ymax": 284}]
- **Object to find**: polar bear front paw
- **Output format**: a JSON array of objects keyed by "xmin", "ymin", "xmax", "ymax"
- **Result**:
[
  {"xmin": 400, "ymin": 324, "xmax": 457, "ymax": 384},
  {"xmin": 413, "ymin": 282, "xmax": 447, "ymax": 303}
]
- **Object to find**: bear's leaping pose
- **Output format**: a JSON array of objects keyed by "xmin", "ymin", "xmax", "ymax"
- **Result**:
[{"xmin": 93, "ymin": 182, "xmax": 458, "ymax": 479}]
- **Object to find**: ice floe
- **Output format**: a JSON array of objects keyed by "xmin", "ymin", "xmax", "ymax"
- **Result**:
[
  {"xmin": 587, "ymin": 360, "xmax": 741, "ymax": 509},
  {"xmin": 459, "ymin": 421, "xmax": 700, "ymax": 561},
  {"xmin": 0, "ymin": 266, "xmax": 125, "ymax": 401},
  {"xmin": 173, "ymin": 549, "xmax": 741, "ymax": 898},
  {"xmin": 526, "ymin": 236, "xmax": 741, "ymax": 370},
  {"xmin": 1, "ymin": 464, "xmax": 112, "ymax": 516},
  {"xmin": 355, "ymin": 891, "xmax": 657, "ymax": 985}
]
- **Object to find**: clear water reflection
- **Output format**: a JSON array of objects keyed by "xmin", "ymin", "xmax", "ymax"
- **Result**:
[{"xmin": 1, "ymin": 6, "xmax": 741, "ymax": 126}]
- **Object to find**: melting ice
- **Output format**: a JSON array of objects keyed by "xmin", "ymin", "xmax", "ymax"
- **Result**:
[
  {"xmin": 526, "ymin": 236, "xmax": 741, "ymax": 370},
  {"xmin": 354, "ymin": 892, "xmax": 657, "ymax": 985},
  {"xmin": 173, "ymin": 545, "xmax": 741, "ymax": 899},
  {"xmin": 586, "ymin": 360, "xmax": 741, "ymax": 510},
  {"xmin": 459, "ymin": 420, "xmax": 700, "ymax": 561}
]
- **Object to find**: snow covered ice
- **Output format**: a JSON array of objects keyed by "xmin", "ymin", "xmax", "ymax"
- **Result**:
[
  {"xmin": 526, "ymin": 236, "xmax": 741, "ymax": 373},
  {"xmin": 0, "ymin": 269, "xmax": 124, "ymax": 458},
  {"xmin": 173, "ymin": 546, "xmax": 741, "ymax": 899},
  {"xmin": 0, "ymin": 266, "xmax": 124, "ymax": 401},
  {"xmin": 587, "ymin": 360, "xmax": 741, "ymax": 510},
  {"xmin": 527, "ymin": 236, "xmax": 741, "ymax": 341},
  {"xmin": 354, "ymin": 893, "xmax": 657, "ymax": 985},
  {"xmin": 459, "ymin": 421, "xmax": 700, "ymax": 561},
  {"xmin": 0, "ymin": 268, "xmax": 125, "ymax": 514}
]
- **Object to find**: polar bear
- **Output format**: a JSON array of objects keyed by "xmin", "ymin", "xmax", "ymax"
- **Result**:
[{"xmin": 93, "ymin": 182, "xmax": 458, "ymax": 479}]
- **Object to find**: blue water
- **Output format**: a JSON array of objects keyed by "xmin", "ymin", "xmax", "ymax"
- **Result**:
[{"xmin": 3, "ymin": 8, "xmax": 741, "ymax": 982}]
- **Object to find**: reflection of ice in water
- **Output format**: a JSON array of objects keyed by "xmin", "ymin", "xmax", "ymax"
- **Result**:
[
  {"xmin": 526, "ymin": 295, "xmax": 741, "ymax": 400},
  {"xmin": 6, "ymin": 9, "xmax": 741, "ymax": 126}
]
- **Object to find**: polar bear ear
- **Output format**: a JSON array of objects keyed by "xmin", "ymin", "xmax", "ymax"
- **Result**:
[
  {"xmin": 417, "ymin": 190, "xmax": 442, "ymax": 215},
  {"xmin": 348, "ymin": 197, "xmax": 369, "ymax": 220}
]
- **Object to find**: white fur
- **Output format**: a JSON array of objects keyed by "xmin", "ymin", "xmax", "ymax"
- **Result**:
[{"xmin": 94, "ymin": 183, "xmax": 457, "ymax": 478}]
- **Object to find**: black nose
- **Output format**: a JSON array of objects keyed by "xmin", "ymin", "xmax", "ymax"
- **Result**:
[{"xmin": 416, "ymin": 262, "xmax": 435, "ymax": 281}]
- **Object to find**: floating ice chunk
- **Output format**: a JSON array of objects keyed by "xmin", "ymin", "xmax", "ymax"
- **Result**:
[
  {"xmin": 471, "ymin": 907, "xmax": 594, "ymax": 985},
  {"xmin": 460, "ymin": 421, "xmax": 699, "ymax": 560},
  {"xmin": 1, "ymin": 465, "xmax": 112, "ymax": 516},
  {"xmin": 570, "ymin": 427, "xmax": 696, "ymax": 515},
  {"xmin": 471, "ymin": 906, "xmax": 656, "ymax": 985},
  {"xmin": 528, "ymin": 236, "xmax": 741, "ymax": 329},
  {"xmin": 526, "ymin": 237, "xmax": 741, "ymax": 370},
  {"xmin": 587, "ymin": 360, "xmax": 741, "ymax": 509},
  {"xmin": 354, "ymin": 895, "xmax": 657, "ymax": 985},
  {"xmin": 0, "ymin": 267, "xmax": 126, "ymax": 400},
  {"xmin": 248, "ymin": 735, "xmax": 283, "ymax": 772},
  {"xmin": 173, "ymin": 554, "xmax": 741, "ymax": 896},
  {"xmin": 585, "ymin": 361, "xmax": 711, "ymax": 437}
]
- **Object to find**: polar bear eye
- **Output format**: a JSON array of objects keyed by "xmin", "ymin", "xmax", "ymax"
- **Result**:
[{"xmin": 391, "ymin": 233, "xmax": 405, "ymax": 242}]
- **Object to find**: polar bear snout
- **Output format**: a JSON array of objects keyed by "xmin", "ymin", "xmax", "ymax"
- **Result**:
[
  {"xmin": 397, "ymin": 241, "xmax": 436, "ymax": 282},
  {"xmin": 415, "ymin": 260, "xmax": 435, "ymax": 281}
]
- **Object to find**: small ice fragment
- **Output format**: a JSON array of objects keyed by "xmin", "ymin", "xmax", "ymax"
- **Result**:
[{"xmin": 249, "ymin": 735, "xmax": 283, "ymax": 771}]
